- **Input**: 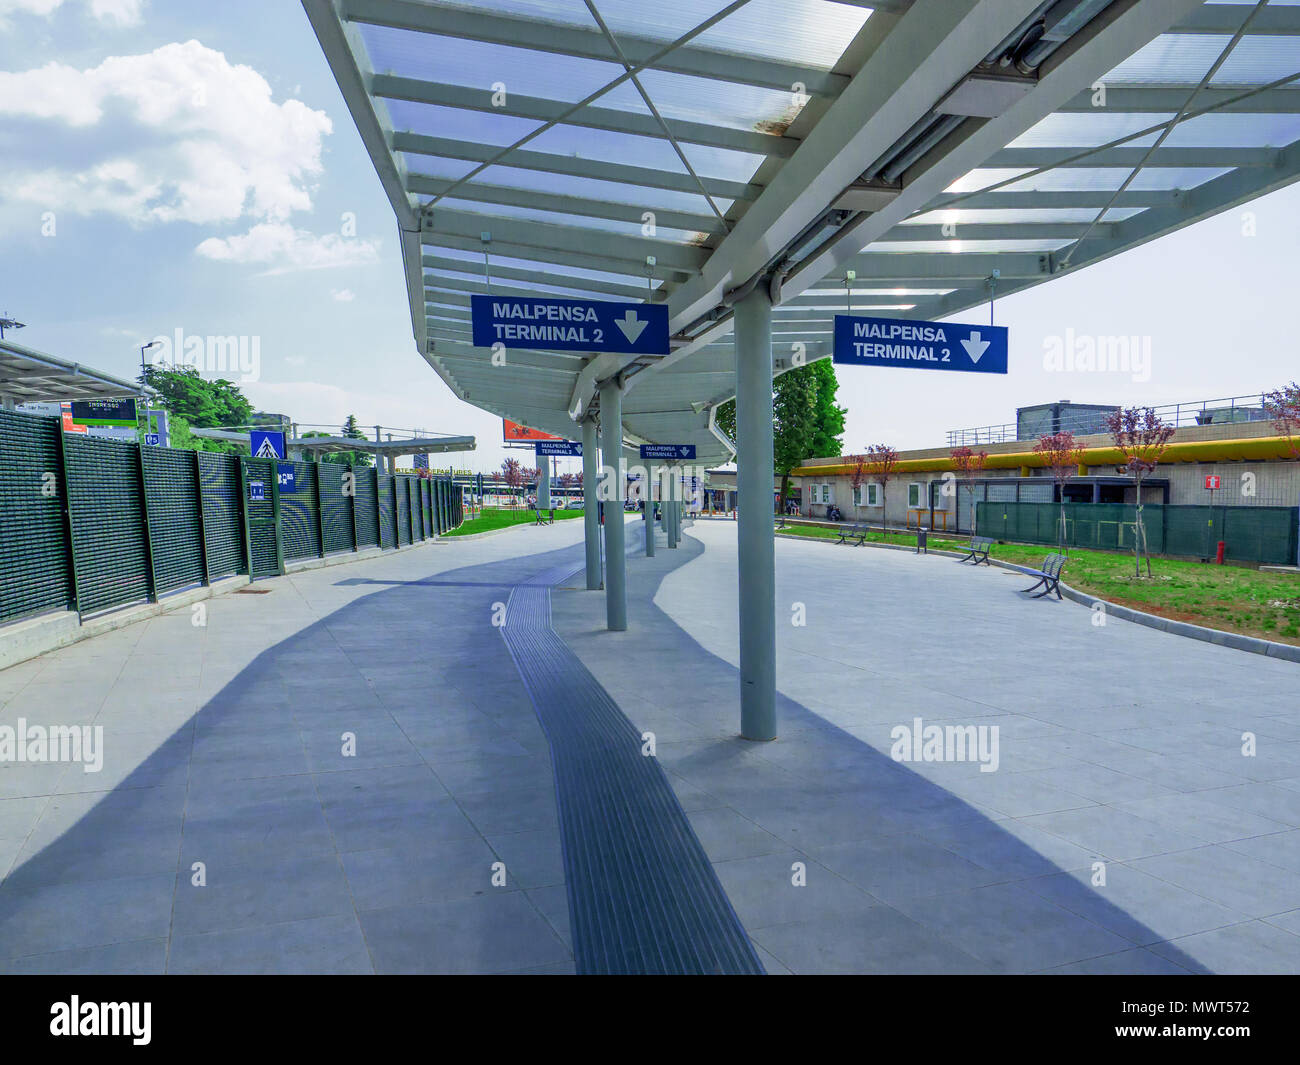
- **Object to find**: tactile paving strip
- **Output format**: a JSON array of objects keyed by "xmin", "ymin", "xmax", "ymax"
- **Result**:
[{"xmin": 500, "ymin": 534, "xmax": 764, "ymax": 975}]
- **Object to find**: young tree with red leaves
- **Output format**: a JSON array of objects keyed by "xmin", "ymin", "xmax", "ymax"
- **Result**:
[
  {"xmin": 847, "ymin": 454, "xmax": 867, "ymax": 514},
  {"xmin": 1033, "ymin": 431, "xmax": 1086, "ymax": 551},
  {"xmin": 1264, "ymin": 382, "xmax": 1300, "ymax": 458},
  {"xmin": 864, "ymin": 444, "xmax": 899, "ymax": 535},
  {"xmin": 500, "ymin": 457, "xmax": 523, "ymax": 507},
  {"xmin": 1106, "ymin": 407, "xmax": 1175, "ymax": 577},
  {"xmin": 950, "ymin": 446, "xmax": 990, "ymax": 535}
]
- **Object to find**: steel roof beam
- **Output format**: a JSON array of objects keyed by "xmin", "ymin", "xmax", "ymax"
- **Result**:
[
  {"xmin": 343, "ymin": 0, "xmax": 848, "ymax": 96},
  {"xmin": 928, "ymin": 189, "xmax": 1182, "ymax": 208},
  {"xmin": 987, "ymin": 146, "xmax": 1280, "ymax": 168},
  {"xmin": 407, "ymin": 173, "xmax": 720, "ymax": 233},
  {"xmin": 371, "ymin": 73, "xmax": 797, "ymax": 159},
  {"xmin": 1058, "ymin": 85, "xmax": 1300, "ymax": 113},
  {"xmin": 420, "ymin": 208, "xmax": 708, "ymax": 273},
  {"xmin": 421, "ymin": 230, "xmax": 695, "ymax": 285},
  {"xmin": 392, "ymin": 131, "xmax": 759, "ymax": 203},
  {"xmin": 914, "ymin": 135, "xmax": 1300, "ymax": 322},
  {"xmin": 423, "ymin": 255, "xmax": 650, "ymax": 300}
]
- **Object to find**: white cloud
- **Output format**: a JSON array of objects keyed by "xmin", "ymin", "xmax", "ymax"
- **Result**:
[
  {"xmin": 331, "ymin": 289, "xmax": 356, "ymax": 302},
  {"xmin": 195, "ymin": 223, "xmax": 379, "ymax": 275},
  {"xmin": 0, "ymin": 0, "xmax": 143, "ymax": 26},
  {"xmin": 0, "ymin": 41, "xmax": 331, "ymax": 227},
  {"xmin": 90, "ymin": 0, "xmax": 142, "ymax": 25}
]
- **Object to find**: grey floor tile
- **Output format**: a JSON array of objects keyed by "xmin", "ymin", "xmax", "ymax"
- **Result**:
[
  {"xmin": 168, "ymin": 914, "xmax": 373, "ymax": 974},
  {"xmin": 359, "ymin": 892, "xmax": 570, "ymax": 974}
]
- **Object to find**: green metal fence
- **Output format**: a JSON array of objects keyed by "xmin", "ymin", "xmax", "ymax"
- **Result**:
[
  {"xmin": 0, "ymin": 407, "xmax": 462, "ymax": 626},
  {"xmin": 976, "ymin": 501, "xmax": 1298, "ymax": 565}
]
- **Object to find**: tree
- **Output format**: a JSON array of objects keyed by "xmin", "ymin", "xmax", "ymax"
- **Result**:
[
  {"xmin": 1033, "ymin": 432, "xmax": 1086, "ymax": 550},
  {"xmin": 1105, "ymin": 406, "xmax": 1174, "ymax": 577},
  {"xmin": 847, "ymin": 454, "xmax": 867, "ymax": 511},
  {"xmin": 772, "ymin": 367, "xmax": 817, "ymax": 515},
  {"xmin": 321, "ymin": 414, "xmax": 373, "ymax": 467},
  {"xmin": 950, "ymin": 446, "xmax": 989, "ymax": 534},
  {"xmin": 1264, "ymin": 382, "xmax": 1300, "ymax": 458},
  {"xmin": 140, "ymin": 365, "xmax": 253, "ymax": 430},
  {"xmin": 501, "ymin": 457, "xmax": 523, "ymax": 505},
  {"xmin": 864, "ymin": 444, "xmax": 899, "ymax": 535},
  {"xmin": 715, "ymin": 359, "xmax": 846, "ymax": 513}
]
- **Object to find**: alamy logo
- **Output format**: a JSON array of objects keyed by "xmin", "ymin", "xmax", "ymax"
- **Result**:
[
  {"xmin": 0, "ymin": 720, "xmax": 103, "ymax": 773},
  {"xmin": 50, "ymin": 997, "xmax": 151, "ymax": 1045},
  {"xmin": 148, "ymin": 328, "xmax": 260, "ymax": 382},
  {"xmin": 890, "ymin": 717, "xmax": 999, "ymax": 773}
]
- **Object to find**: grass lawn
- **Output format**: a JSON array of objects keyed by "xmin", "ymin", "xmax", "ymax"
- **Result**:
[
  {"xmin": 443, "ymin": 505, "xmax": 585, "ymax": 537},
  {"xmin": 778, "ymin": 522, "xmax": 1300, "ymax": 645}
]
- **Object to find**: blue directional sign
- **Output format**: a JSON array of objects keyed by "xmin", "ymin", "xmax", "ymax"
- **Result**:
[
  {"xmin": 248, "ymin": 480, "xmax": 266, "ymax": 502},
  {"xmin": 535, "ymin": 440, "xmax": 582, "ymax": 457},
  {"xmin": 833, "ymin": 315, "xmax": 1008, "ymax": 374},
  {"xmin": 413, "ymin": 452, "xmax": 429, "ymax": 470},
  {"xmin": 471, "ymin": 294, "xmax": 669, "ymax": 355},
  {"xmin": 250, "ymin": 429, "xmax": 286, "ymax": 459},
  {"xmin": 277, "ymin": 462, "xmax": 296, "ymax": 493},
  {"xmin": 144, "ymin": 433, "xmax": 160, "ymax": 447},
  {"xmin": 640, "ymin": 444, "xmax": 696, "ymax": 460}
]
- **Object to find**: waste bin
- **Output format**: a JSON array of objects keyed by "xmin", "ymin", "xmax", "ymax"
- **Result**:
[{"xmin": 916, "ymin": 528, "xmax": 928, "ymax": 555}]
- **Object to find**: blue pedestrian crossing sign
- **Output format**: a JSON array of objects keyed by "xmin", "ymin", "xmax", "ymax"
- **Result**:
[
  {"xmin": 833, "ymin": 314, "xmax": 1008, "ymax": 374},
  {"xmin": 250, "ymin": 429, "xmax": 286, "ymax": 459},
  {"xmin": 471, "ymin": 294, "xmax": 669, "ymax": 355},
  {"xmin": 535, "ymin": 440, "xmax": 582, "ymax": 457},
  {"xmin": 277, "ymin": 463, "xmax": 296, "ymax": 493},
  {"xmin": 640, "ymin": 444, "xmax": 696, "ymax": 460}
]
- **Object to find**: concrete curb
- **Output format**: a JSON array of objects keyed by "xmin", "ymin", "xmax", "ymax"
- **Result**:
[{"xmin": 776, "ymin": 531, "xmax": 1300, "ymax": 664}]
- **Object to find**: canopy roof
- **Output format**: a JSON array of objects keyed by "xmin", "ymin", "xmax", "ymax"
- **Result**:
[
  {"xmin": 305, "ymin": 0, "xmax": 1300, "ymax": 466},
  {"xmin": 0, "ymin": 339, "xmax": 142, "ymax": 404}
]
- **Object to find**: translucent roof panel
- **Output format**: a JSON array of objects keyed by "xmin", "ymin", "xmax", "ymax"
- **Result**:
[
  {"xmin": 407, "ymin": 0, "xmax": 869, "ymax": 67},
  {"xmin": 597, "ymin": 71, "xmax": 807, "ymax": 134},
  {"xmin": 385, "ymin": 98, "xmax": 544, "ymax": 146},
  {"xmin": 867, "ymin": 239, "xmax": 1074, "ymax": 254},
  {"xmin": 360, "ymin": 24, "xmax": 624, "ymax": 102},
  {"xmin": 1104, "ymin": 34, "xmax": 1300, "ymax": 86}
]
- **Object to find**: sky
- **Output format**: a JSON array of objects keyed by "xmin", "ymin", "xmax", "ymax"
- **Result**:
[{"xmin": 1, "ymin": 0, "xmax": 1297, "ymax": 475}]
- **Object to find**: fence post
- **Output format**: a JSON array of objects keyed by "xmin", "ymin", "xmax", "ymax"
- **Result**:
[
  {"xmin": 238, "ymin": 457, "xmax": 253, "ymax": 576},
  {"xmin": 350, "ymin": 465, "xmax": 359, "ymax": 551},
  {"xmin": 136, "ymin": 443, "xmax": 159, "ymax": 603},
  {"xmin": 193, "ymin": 450, "xmax": 211, "ymax": 587},
  {"xmin": 314, "ymin": 462, "xmax": 326, "ymax": 558},
  {"xmin": 55, "ymin": 425, "xmax": 81, "ymax": 615},
  {"xmin": 373, "ymin": 468, "xmax": 381, "ymax": 549},
  {"xmin": 269, "ymin": 458, "xmax": 285, "ymax": 575}
]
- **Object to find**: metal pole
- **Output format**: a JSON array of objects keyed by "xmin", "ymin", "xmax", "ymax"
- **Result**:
[
  {"xmin": 735, "ymin": 288, "xmax": 776, "ymax": 741},
  {"xmin": 582, "ymin": 416, "xmax": 601, "ymax": 590},
  {"xmin": 644, "ymin": 459, "xmax": 656, "ymax": 557},
  {"xmin": 537, "ymin": 452, "xmax": 550, "ymax": 515},
  {"xmin": 599, "ymin": 378, "xmax": 627, "ymax": 631}
]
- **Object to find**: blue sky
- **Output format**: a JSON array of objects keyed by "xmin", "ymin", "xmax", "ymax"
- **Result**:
[{"xmin": 1, "ymin": 0, "xmax": 1296, "ymax": 474}]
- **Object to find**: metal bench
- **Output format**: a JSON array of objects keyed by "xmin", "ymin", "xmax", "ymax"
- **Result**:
[
  {"xmin": 834, "ymin": 523, "xmax": 868, "ymax": 545},
  {"xmin": 1019, "ymin": 553, "xmax": 1069, "ymax": 600},
  {"xmin": 956, "ymin": 535, "xmax": 994, "ymax": 565}
]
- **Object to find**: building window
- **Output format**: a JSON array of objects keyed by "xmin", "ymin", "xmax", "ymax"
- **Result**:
[
  {"xmin": 908, "ymin": 482, "xmax": 923, "ymax": 508},
  {"xmin": 866, "ymin": 483, "xmax": 881, "ymax": 507}
]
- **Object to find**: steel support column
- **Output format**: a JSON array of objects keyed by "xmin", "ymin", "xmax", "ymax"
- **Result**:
[
  {"xmin": 583, "ymin": 416, "xmax": 600, "ymax": 590},
  {"xmin": 735, "ymin": 289, "xmax": 776, "ymax": 741},
  {"xmin": 599, "ymin": 380, "xmax": 627, "ymax": 631},
  {"xmin": 644, "ymin": 460, "xmax": 655, "ymax": 557},
  {"xmin": 538, "ymin": 453, "xmax": 550, "ymax": 511}
]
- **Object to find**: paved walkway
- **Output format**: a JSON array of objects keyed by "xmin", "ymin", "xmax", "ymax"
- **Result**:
[
  {"xmin": 555, "ymin": 522, "xmax": 1300, "ymax": 974},
  {"xmin": 1, "ymin": 516, "xmax": 1298, "ymax": 973}
]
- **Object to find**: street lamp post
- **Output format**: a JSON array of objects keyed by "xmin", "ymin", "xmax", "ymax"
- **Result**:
[{"xmin": 139, "ymin": 340, "xmax": 162, "ymax": 391}]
